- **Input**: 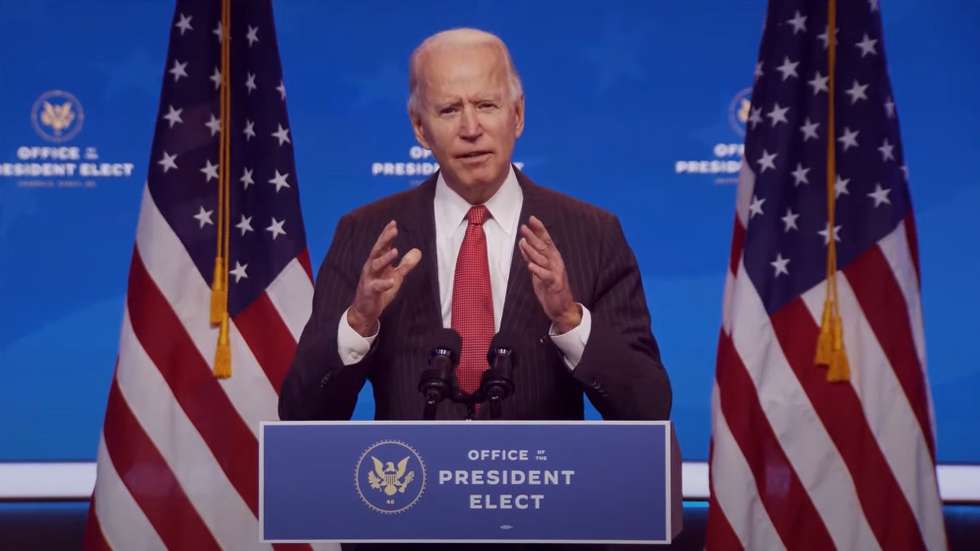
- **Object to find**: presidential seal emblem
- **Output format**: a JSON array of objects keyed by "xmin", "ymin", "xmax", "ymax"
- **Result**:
[
  {"xmin": 32, "ymin": 90, "xmax": 85, "ymax": 143},
  {"xmin": 727, "ymin": 87, "xmax": 752, "ymax": 137},
  {"xmin": 354, "ymin": 440, "xmax": 426, "ymax": 514}
]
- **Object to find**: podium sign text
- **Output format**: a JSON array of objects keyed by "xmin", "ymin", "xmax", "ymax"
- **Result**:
[{"xmin": 261, "ymin": 421, "xmax": 676, "ymax": 544}]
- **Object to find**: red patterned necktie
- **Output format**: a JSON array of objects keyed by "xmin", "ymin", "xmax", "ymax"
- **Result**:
[{"xmin": 451, "ymin": 205, "xmax": 494, "ymax": 395}]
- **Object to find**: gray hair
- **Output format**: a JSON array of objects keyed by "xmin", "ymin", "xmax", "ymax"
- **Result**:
[{"xmin": 407, "ymin": 28, "xmax": 524, "ymax": 116}]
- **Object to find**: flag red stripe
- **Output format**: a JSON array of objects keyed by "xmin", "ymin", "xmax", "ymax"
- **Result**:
[
  {"xmin": 729, "ymin": 218, "xmax": 745, "ymax": 276},
  {"xmin": 771, "ymin": 299, "xmax": 928, "ymax": 551},
  {"xmin": 903, "ymin": 213, "xmax": 921, "ymax": 287},
  {"xmin": 843, "ymin": 245, "xmax": 936, "ymax": 459},
  {"xmin": 706, "ymin": 494, "xmax": 745, "ymax": 551},
  {"xmin": 715, "ymin": 331, "xmax": 835, "ymax": 551},
  {"xmin": 103, "ymin": 379, "xmax": 221, "ymax": 550},
  {"xmin": 235, "ymin": 291, "xmax": 299, "ymax": 394},
  {"xmin": 127, "ymin": 249, "xmax": 261, "ymax": 514},
  {"xmin": 83, "ymin": 495, "xmax": 111, "ymax": 551},
  {"xmin": 705, "ymin": 443, "xmax": 745, "ymax": 551},
  {"xmin": 297, "ymin": 248, "xmax": 313, "ymax": 280}
]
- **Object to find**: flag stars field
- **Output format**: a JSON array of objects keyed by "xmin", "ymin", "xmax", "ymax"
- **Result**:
[
  {"xmin": 266, "ymin": 217, "xmax": 286, "ymax": 239},
  {"xmin": 236, "ymin": 214, "xmax": 253, "ymax": 235},
  {"xmin": 758, "ymin": 149, "xmax": 777, "ymax": 173},
  {"xmin": 200, "ymin": 160, "xmax": 219, "ymax": 182},
  {"xmin": 269, "ymin": 170, "xmax": 290, "ymax": 192},
  {"xmin": 158, "ymin": 151, "xmax": 177, "ymax": 173},
  {"xmin": 175, "ymin": 13, "xmax": 192, "ymax": 35},
  {"xmin": 770, "ymin": 253, "xmax": 790, "ymax": 277},
  {"xmin": 767, "ymin": 103, "xmax": 789, "ymax": 126},
  {"xmin": 205, "ymin": 113, "xmax": 221, "ymax": 136},
  {"xmin": 241, "ymin": 167, "xmax": 254, "ymax": 188},
  {"xmin": 193, "ymin": 206, "xmax": 213, "ymax": 228},
  {"xmin": 868, "ymin": 184, "xmax": 892, "ymax": 207},
  {"xmin": 243, "ymin": 120, "xmax": 256, "ymax": 141},
  {"xmin": 272, "ymin": 123, "xmax": 291, "ymax": 146},
  {"xmin": 162, "ymin": 105, "xmax": 183, "ymax": 128},
  {"xmin": 781, "ymin": 208, "xmax": 800, "ymax": 232},
  {"xmin": 169, "ymin": 59, "xmax": 188, "ymax": 82},
  {"xmin": 230, "ymin": 261, "xmax": 248, "ymax": 283}
]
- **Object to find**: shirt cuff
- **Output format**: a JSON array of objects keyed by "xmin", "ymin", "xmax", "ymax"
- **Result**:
[
  {"xmin": 549, "ymin": 304, "xmax": 591, "ymax": 371},
  {"xmin": 337, "ymin": 307, "xmax": 379, "ymax": 366}
]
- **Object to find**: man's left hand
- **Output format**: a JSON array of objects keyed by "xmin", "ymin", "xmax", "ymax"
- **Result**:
[{"xmin": 519, "ymin": 215, "xmax": 581, "ymax": 334}]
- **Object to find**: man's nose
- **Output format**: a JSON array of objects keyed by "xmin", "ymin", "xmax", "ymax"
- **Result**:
[{"xmin": 458, "ymin": 106, "xmax": 482, "ymax": 140}]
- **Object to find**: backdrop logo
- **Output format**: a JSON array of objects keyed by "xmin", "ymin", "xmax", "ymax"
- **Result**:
[
  {"xmin": 371, "ymin": 145, "xmax": 523, "ymax": 186},
  {"xmin": 727, "ymin": 87, "xmax": 752, "ymax": 137},
  {"xmin": 355, "ymin": 440, "xmax": 426, "ymax": 514},
  {"xmin": 31, "ymin": 90, "xmax": 85, "ymax": 143},
  {"xmin": 1, "ymin": 91, "xmax": 135, "ymax": 189},
  {"xmin": 673, "ymin": 87, "xmax": 750, "ymax": 185}
]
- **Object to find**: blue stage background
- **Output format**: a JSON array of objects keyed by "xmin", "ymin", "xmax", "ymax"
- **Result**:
[{"xmin": 1, "ymin": 0, "xmax": 977, "ymax": 463}]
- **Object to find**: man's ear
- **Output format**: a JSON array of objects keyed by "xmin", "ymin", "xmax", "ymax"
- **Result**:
[
  {"xmin": 513, "ymin": 95, "xmax": 526, "ymax": 138},
  {"xmin": 409, "ymin": 109, "xmax": 430, "ymax": 149}
]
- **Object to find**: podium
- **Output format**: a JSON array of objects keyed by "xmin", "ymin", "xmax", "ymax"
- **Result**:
[{"xmin": 260, "ymin": 421, "xmax": 682, "ymax": 545}]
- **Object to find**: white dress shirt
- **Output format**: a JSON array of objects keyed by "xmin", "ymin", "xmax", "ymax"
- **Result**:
[{"xmin": 337, "ymin": 166, "xmax": 591, "ymax": 369}]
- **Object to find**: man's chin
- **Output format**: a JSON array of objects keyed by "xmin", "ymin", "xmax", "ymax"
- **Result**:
[{"xmin": 442, "ymin": 166, "xmax": 508, "ymax": 201}]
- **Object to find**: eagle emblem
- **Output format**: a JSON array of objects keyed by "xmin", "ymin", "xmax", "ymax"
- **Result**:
[
  {"xmin": 367, "ymin": 456, "xmax": 415, "ymax": 496},
  {"xmin": 737, "ymin": 97, "xmax": 751, "ymax": 125},
  {"xmin": 40, "ymin": 101, "xmax": 76, "ymax": 136}
]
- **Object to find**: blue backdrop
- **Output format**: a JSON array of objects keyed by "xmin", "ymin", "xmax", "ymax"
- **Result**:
[{"xmin": 1, "ymin": 0, "xmax": 977, "ymax": 463}]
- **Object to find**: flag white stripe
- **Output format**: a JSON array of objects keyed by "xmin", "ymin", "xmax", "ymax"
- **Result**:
[
  {"xmin": 135, "ymin": 187, "xmax": 278, "ymax": 437},
  {"xmin": 877, "ymin": 222, "xmax": 927, "ymax": 369},
  {"xmin": 709, "ymin": 383, "xmax": 783, "ymax": 551},
  {"xmin": 117, "ymin": 310, "xmax": 272, "ymax": 551},
  {"xmin": 800, "ymin": 271, "xmax": 945, "ymax": 550},
  {"xmin": 93, "ymin": 433, "xmax": 167, "ymax": 551},
  {"xmin": 877, "ymin": 222, "xmax": 937, "ymax": 441},
  {"xmin": 735, "ymin": 162, "xmax": 756, "ymax": 227},
  {"xmin": 722, "ymin": 271, "xmax": 736, "ymax": 335},
  {"xmin": 266, "ymin": 257, "xmax": 313, "ymax": 342},
  {"xmin": 728, "ymin": 260, "xmax": 881, "ymax": 551}
]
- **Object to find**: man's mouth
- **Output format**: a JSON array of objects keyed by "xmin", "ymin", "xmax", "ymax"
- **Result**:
[{"xmin": 457, "ymin": 150, "xmax": 492, "ymax": 161}]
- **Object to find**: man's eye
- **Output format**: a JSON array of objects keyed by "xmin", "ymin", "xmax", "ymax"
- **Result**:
[
  {"xmin": 478, "ymin": 103, "xmax": 497, "ymax": 110},
  {"xmin": 439, "ymin": 107, "xmax": 458, "ymax": 115}
]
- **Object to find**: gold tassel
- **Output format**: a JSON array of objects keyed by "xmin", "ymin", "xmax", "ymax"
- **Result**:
[
  {"xmin": 826, "ymin": 312, "xmax": 850, "ymax": 381},
  {"xmin": 815, "ymin": 299, "xmax": 834, "ymax": 366},
  {"xmin": 213, "ymin": 313, "xmax": 231, "ymax": 379},
  {"xmin": 209, "ymin": 256, "xmax": 226, "ymax": 325},
  {"xmin": 813, "ymin": 0, "xmax": 849, "ymax": 383}
]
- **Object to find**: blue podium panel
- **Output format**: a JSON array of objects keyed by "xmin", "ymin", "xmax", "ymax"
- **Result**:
[{"xmin": 261, "ymin": 421, "xmax": 676, "ymax": 544}]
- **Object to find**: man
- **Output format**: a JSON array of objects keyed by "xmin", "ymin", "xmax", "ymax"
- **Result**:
[{"xmin": 280, "ymin": 28, "xmax": 669, "ymax": 423}]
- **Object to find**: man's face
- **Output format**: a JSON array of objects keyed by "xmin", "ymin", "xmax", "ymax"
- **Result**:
[{"xmin": 410, "ymin": 43, "xmax": 524, "ymax": 200}]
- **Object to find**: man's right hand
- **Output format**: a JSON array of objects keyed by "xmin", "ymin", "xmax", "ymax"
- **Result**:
[{"xmin": 347, "ymin": 220, "xmax": 422, "ymax": 337}]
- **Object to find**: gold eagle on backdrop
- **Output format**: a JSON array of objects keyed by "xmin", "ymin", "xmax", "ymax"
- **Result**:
[
  {"xmin": 367, "ymin": 456, "xmax": 415, "ymax": 496},
  {"xmin": 40, "ymin": 101, "xmax": 75, "ymax": 136}
]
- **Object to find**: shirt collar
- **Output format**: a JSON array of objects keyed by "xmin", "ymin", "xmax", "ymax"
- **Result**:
[{"xmin": 434, "ymin": 165, "xmax": 521, "ymax": 235}]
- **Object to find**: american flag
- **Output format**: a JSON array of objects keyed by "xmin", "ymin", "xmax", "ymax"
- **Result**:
[
  {"xmin": 83, "ymin": 1, "xmax": 331, "ymax": 549},
  {"xmin": 707, "ymin": 1, "xmax": 947, "ymax": 550}
]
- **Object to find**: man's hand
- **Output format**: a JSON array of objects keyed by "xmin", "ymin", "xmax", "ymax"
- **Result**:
[
  {"xmin": 518, "ymin": 215, "xmax": 581, "ymax": 334},
  {"xmin": 347, "ymin": 220, "xmax": 422, "ymax": 336}
]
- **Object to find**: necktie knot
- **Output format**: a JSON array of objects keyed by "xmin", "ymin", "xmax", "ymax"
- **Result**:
[{"xmin": 466, "ymin": 205, "xmax": 490, "ymax": 226}]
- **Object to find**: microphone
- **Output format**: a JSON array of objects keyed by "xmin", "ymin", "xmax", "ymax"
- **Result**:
[
  {"xmin": 479, "ymin": 332, "xmax": 516, "ymax": 419},
  {"xmin": 418, "ymin": 328, "xmax": 461, "ymax": 420}
]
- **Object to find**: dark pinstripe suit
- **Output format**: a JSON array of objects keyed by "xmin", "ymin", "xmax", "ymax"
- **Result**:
[{"xmin": 280, "ymin": 169, "xmax": 670, "ymax": 422}]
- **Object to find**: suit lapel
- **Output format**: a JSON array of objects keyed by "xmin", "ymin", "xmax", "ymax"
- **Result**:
[
  {"xmin": 500, "ymin": 169, "xmax": 555, "ymax": 332},
  {"xmin": 395, "ymin": 175, "xmax": 442, "ymax": 329}
]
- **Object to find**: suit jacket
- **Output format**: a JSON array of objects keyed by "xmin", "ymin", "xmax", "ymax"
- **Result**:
[{"xmin": 280, "ymin": 169, "xmax": 670, "ymax": 422}]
